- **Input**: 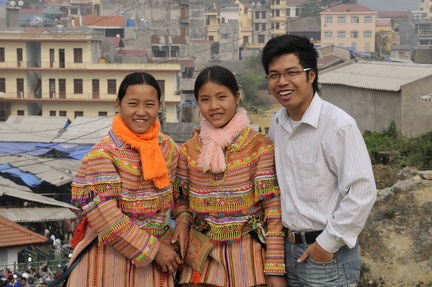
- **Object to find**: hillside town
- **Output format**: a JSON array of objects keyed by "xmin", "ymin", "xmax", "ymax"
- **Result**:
[{"xmin": 0, "ymin": 0, "xmax": 431, "ymax": 286}]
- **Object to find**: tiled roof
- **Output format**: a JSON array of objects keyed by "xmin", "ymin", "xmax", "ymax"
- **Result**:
[
  {"xmin": 378, "ymin": 11, "xmax": 409, "ymax": 18},
  {"xmin": 323, "ymin": 4, "xmax": 375, "ymax": 13},
  {"xmin": 0, "ymin": 215, "xmax": 47, "ymax": 248},
  {"xmin": 73, "ymin": 16, "xmax": 125, "ymax": 27}
]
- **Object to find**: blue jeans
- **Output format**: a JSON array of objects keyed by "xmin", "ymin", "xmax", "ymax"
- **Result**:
[{"xmin": 284, "ymin": 240, "xmax": 360, "ymax": 287}]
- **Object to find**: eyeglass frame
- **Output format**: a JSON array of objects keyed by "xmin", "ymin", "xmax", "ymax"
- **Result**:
[{"xmin": 265, "ymin": 68, "xmax": 311, "ymax": 81}]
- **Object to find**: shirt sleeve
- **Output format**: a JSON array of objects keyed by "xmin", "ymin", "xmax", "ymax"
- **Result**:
[
  {"xmin": 317, "ymin": 124, "xmax": 377, "ymax": 253},
  {"xmin": 84, "ymin": 197, "xmax": 160, "ymax": 268}
]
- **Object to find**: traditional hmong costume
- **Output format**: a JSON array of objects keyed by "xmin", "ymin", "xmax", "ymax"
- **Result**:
[
  {"xmin": 176, "ymin": 108, "xmax": 285, "ymax": 287},
  {"xmin": 67, "ymin": 115, "xmax": 191, "ymax": 287}
]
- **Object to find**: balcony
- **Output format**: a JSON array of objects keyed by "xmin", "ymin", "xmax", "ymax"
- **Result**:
[
  {"xmin": 270, "ymin": 4, "xmax": 285, "ymax": 10},
  {"xmin": 243, "ymin": 42, "xmax": 265, "ymax": 49},
  {"xmin": 270, "ymin": 28, "xmax": 286, "ymax": 36},
  {"xmin": 270, "ymin": 16, "xmax": 286, "ymax": 22}
]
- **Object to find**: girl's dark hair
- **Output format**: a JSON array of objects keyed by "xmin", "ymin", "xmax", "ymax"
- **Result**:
[
  {"xmin": 261, "ymin": 34, "xmax": 319, "ymax": 94},
  {"xmin": 194, "ymin": 66, "xmax": 239, "ymax": 100},
  {"xmin": 117, "ymin": 72, "xmax": 161, "ymax": 101}
]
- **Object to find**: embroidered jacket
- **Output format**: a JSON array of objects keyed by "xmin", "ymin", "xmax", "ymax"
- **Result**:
[
  {"xmin": 72, "ymin": 130, "xmax": 191, "ymax": 268},
  {"xmin": 176, "ymin": 127, "xmax": 285, "ymax": 275}
]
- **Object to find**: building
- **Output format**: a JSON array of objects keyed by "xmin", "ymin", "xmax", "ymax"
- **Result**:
[
  {"xmin": 286, "ymin": 0, "xmax": 303, "ymax": 18},
  {"xmin": 0, "ymin": 30, "xmax": 182, "ymax": 123},
  {"xmin": 269, "ymin": 0, "xmax": 287, "ymax": 38},
  {"xmin": 319, "ymin": 60, "xmax": 432, "ymax": 137},
  {"xmin": 320, "ymin": 4, "xmax": 377, "ymax": 53},
  {"xmin": 419, "ymin": 0, "xmax": 432, "ymax": 19}
]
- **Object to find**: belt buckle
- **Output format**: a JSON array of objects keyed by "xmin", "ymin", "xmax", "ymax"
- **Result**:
[{"xmin": 287, "ymin": 230, "xmax": 296, "ymax": 244}]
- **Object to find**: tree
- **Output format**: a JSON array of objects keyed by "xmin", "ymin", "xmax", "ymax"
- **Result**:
[
  {"xmin": 300, "ymin": 0, "xmax": 323, "ymax": 17},
  {"xmin": 236, "ymin": 52, "xmax": 267, "ymax": 106}
]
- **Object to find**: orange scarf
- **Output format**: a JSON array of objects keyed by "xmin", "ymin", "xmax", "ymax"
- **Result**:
[{"xmin": 111, "ymin": 114, "xmax": 169, "ymax": 189}]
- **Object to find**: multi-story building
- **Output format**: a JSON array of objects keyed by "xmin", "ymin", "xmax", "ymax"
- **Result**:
[
  {"xmin": 286, "ymin": 0, "xmax": 302, "ymax": 18},
  {"xmin": 270, "ymin": 0, "xmax": 287, "ymax": 38},
  {"xmin": 0, "ymin": 30, "xmax": 182, "ymax": 123},
  {"xmin": 248, "ymin": 0, "xmax": 271, "ymax": 50},
  {"xmin": 320, "ymin": 4, "xmax": 377, "ymax": 53},
  {"xmin": 419, "ymin": 0, "xmax": 432, "ymax": 19}
]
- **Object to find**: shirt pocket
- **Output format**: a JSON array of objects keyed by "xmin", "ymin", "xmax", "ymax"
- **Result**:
[{"xmin": 296, "ymin": 161, "xmax": 328, "ymax": 203}]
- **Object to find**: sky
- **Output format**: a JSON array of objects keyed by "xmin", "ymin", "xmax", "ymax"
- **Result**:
[{"xmin": 357, "ymin": 0, "xmax": 419, "ymax": 11}]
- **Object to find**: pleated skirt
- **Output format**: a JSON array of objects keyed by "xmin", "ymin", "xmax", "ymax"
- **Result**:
[
  {"xmin": 66, "ymin": 241, "xmax": 174, "ymax": 287},
  {"xmin": 177, "ymin": 234, "xmax": 267, "ymax": 287}
]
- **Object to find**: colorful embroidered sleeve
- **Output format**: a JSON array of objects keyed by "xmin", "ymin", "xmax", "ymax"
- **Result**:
[
  {"xmin": 174, "ymin": 143, "xmax": 191, "ymax": 198},
  {"xmin": 169, "ymin": 139, "xmax": 193, "ymax": 225},
  {"xmin": 72, "ymin": 144, "xmax": 122, "ymax": 205},
  {"xmin": 84, "ymin": 197, "xmax": 159, "ymax": 268},
  {"xmin": 253, "ymin": 137, "xmax": 285, "ymax": 275},
  {"xmin": 262, "ymin": 195, "xmax": 285, "ymax": 275}
]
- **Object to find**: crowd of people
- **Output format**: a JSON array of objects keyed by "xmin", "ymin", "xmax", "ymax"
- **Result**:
[{"xmin": 39, "ymin": 35, "xmax": 377, "ymax": 287}]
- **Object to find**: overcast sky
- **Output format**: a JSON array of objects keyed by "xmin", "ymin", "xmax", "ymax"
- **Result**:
[{"xmin": 358, "ymin": 0, "xmax": 419, "ymax": 11}]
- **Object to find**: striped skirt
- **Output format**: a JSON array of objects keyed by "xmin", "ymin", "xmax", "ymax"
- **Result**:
[
  {"xmin": 66, "ymin": 235, "xmax": 174, "ymax": 287},
  {"xmin": 178, "ymin": 234, "xmax": 267, "ymax": 287}
]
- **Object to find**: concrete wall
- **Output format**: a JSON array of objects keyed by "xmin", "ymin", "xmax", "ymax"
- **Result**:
[
  {"xmin": 320, "ymin": 84, "xmax": 402, "ymax": 135},
  {"xmin": 400, "ymin": 75, "xmax": 432, "ymax": 137}
]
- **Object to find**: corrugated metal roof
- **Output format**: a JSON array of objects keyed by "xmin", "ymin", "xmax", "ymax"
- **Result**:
[
  {"xmin": 0, "ymin": 176, "xmax": 78, "ymax": 209},
  {"xmin": 0, "ymin": 154, "xmax": 80, "ymax": 186},
  {"xmin": 0, "ymin": 215, "xmax": 47, "ymax": 247},
  {"xmin": 0, "ymin": 116, "xmax": 69, "ymax": 143},
  {"xmin": 319, "ymin": 61, "xmax": 432, "ymax": 92},
  {"xmin": 0, "ymin": 207, "xmax": 76, "ymax": 222},
  {"xmin": 52, "ymin": 116, "xmax": 113, "ymax": 145}
]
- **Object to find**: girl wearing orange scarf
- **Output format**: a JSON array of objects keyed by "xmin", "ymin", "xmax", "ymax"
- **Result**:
[{"xmin": 67, "ymin": 72, "xmax": 192, "ymax": 287}]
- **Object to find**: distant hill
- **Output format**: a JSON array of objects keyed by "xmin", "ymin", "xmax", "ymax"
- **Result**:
[{"xmin": 358, "ymin": 0, "xmax": 418, "ymax": 11}]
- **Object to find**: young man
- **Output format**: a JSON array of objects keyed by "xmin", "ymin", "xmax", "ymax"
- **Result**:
[{"xmin": 261, "ymin": 34, "xmax": 377, "ymax": 286}]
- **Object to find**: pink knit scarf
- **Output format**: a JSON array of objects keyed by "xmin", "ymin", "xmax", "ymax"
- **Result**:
[{"xmin": 197, "ymin": 107, "xmax": 250, "ymax": 173}]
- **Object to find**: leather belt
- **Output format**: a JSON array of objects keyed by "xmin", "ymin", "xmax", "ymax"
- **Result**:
[{"xmin": 285, "ymin": 228, "xmax": 322, "ymax": 244}]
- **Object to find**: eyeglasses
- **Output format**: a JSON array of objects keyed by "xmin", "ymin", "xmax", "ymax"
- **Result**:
[{"xmin": 266, "ymin": 68, "xmax": 311, "ymax": 81}]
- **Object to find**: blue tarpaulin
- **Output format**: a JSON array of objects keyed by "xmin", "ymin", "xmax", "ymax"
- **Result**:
[{"xmin": 0, "ymin": 163, "xmax": 42, "ymax": 187}]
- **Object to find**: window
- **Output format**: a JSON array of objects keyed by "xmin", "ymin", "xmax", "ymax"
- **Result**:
[
  {"xmin": 74, "ymin": 79, "xmax": 83, "ymax": 94},
  {"xmin": 50, "ymin": 111, "xmax": 56, "ymax": 116},
  {"xmin": 221, "ymin": 17, "xmax": 225, "ymax": 23},
  {"xmin": 364, "ymin": 16, "xmax": 372, "ymax": 23},
  {"xmin": 255, "ymin": 23, "xmax": 260, "ymax": 31},
  {"xmin": 258, "ymin": 35, "xmax": 265, "ymax": 43},
  {"xmin": 255, "ymin": 11, "xmax": 260, "ymax": 19},
  {"xmin": 338, "ymin": 17, "xmax": 346, "ymax": 23},
  {"xmin": 365, "ymin": 43, "xmax": 370, "ymax": 52},
  {"xmin": 324, "ymin": 17, "xmax": 332, "ymax": 24},
  {"xmin": 0, "ymin": 48, "xmax": 4, "ymax": 62},
  {"xmin": 107, "ymin": 79, "xmax": 117, "ymax": 94},
  {"xmin": 337, "ymin": 31, "xmax": 345, "ymax": 38},
  {"xmin": 59, "ymin": 111, "xmax": 67, "ymax": 116},
  {"xmin": 287, "ymin": 8, "xmax": 291, "ymax": 17},
  {"xmin": 350, "ymin": 31, "xmax": 359, "ymax": 38},
  {"xmin": 157, "ymin": 80, "xmax": 165, "ymax": 95},
  {"xmin": 99, "ymin": 111, "xmax": 108, "ymax": 116},
  {"xmin": 0, "ymin": 78, "xmax": 5, "ymax": 93},
  {"xmin": 17, "ymin": 78, "xmax": 24, "ymax": 98},
  {"xmin": 209, "ymin": 36, "xmax": 214, "ymax": 41},
  {"xmin": 295, "ymin": 8, "xmax": 299, "ymax": 16},
  {"xmin": 73, "ymin": 48, "xmax": 83, "ymax": 63},
  {"xmin": 261, "ymin": 11, "xmax": 266, "ymax": 19},
  {"xmin": 262, "ymin": 23, "xmax": 266, "ymax": 30},
  {"xmin": 364, "ymin": 31, "xmax": 372, "ymax": 38},
  {"xmin": 206, "ymin": 16, "xmax": 210, "ymax": 25},
  {"xmin": 275, "ymin": 23, "xmax": 280, "ymax": 29},
  {"xmin": 74, "ymin": 111, "xmax": 84, "ymax": 118},
  {"xmin": 243, "ymin": 36, "xmax": 249, "ymax": 43},
  {"xmin": 17, "ymin": 110, "xmax": 24, "ymax": 115},
  {"xmin": 324, "ymin": 31, "xmax": 332, "ymax": 38},
  {"xmin": 275, "ymin": 10, "xmax": 280, "ymax": 17},
  {"xmin": 351, "ymin": 16, "xmax": 359, "ymax": 23},
  {"xmin": 59, "ymin": 79, "xmax": 66, "ymax": 98}
]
